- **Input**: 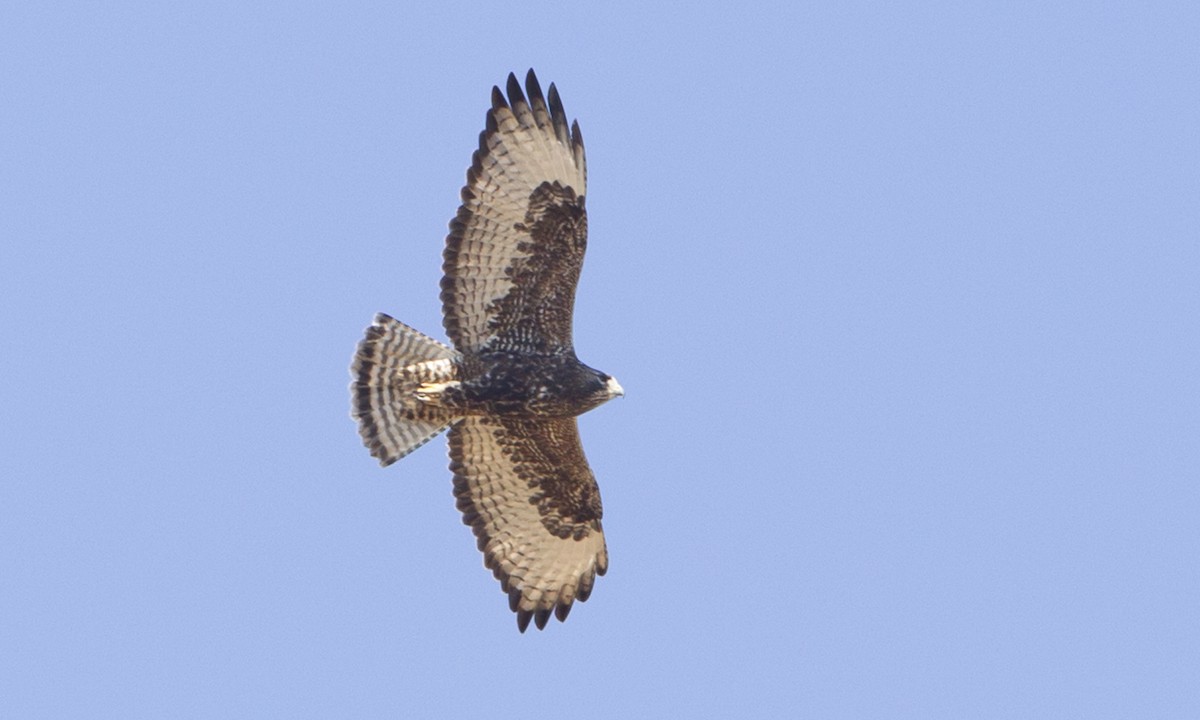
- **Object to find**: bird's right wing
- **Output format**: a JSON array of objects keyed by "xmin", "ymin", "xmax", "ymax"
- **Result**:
[{"xmin": 440, "ymin": 70, "xmax": 589, "ymax": 355}]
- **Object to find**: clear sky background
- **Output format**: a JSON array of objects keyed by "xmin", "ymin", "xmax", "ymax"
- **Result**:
[{"xmin": 3, "ymin": 2, "xmax": 1198, "ymax": 718}]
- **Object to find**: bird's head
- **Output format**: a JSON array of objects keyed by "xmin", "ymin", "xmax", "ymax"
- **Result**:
[{"xmin": 577, "ymin": 366, "xmax": 623, "ymax": 413}]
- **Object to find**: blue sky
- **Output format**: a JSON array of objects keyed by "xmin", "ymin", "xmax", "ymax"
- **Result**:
[{"xmin": 3, "ymin": 2, "xmax": 1198, "ymax": 717}]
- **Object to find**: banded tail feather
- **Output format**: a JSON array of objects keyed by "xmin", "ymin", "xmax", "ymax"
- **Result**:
[{"xmin": 351, "ymin": 313, "xmax": 462, "ymax": 465}]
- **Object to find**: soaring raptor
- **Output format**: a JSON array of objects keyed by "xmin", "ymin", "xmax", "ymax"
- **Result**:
[{"xmin": 350, "ymin": 70, "xmax": 622, "ymax": 632}]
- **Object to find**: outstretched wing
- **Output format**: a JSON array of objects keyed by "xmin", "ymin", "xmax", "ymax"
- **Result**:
[
  {"xmin": 441, "ymin": 69, "xmax": 588, "ymax": 355},
  {"xmin": 449, "ymin": 416, "xmax": 608, "ymax": 632}
]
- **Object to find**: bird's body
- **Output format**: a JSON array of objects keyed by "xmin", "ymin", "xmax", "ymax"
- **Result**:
[{"xmin": 350, "ymin": 70, "xmax": 621, "ymax": 632}]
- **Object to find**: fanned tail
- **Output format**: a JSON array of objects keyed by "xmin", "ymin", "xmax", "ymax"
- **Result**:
[{"xmin": 350, "ymin": 313, "xmax": 461, "ymax": 465}]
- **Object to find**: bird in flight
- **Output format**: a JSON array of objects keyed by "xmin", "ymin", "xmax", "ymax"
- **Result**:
[{"xmin": 350, "ymin": 70, "xmax": 622, "ymax": 632}]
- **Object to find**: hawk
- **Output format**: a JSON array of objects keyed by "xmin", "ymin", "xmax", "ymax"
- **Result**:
[{"xmin": 350, "ymin": 70, "xmax": 623, "ymax": 632}]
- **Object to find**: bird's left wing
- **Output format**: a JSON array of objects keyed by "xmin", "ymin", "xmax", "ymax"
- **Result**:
[{"xmin": 449, "ymin": 416, "xmax": 608, "ymax": 631}]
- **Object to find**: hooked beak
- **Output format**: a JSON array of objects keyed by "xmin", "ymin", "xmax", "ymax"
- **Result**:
[{"xmin": 606, "ymin": 376, "xmax": 625, "ymax": 398}]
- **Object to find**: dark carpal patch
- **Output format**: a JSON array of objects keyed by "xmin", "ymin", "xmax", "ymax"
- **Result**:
[
  {"xmin": 493, "ymin": 418, "xmax": 602, "ymax": 540},
  {"xmin": 483, "ymin": 181, "xmax": 587, "ymax": 355}
]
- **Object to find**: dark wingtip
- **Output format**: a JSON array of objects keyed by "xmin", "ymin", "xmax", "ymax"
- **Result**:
[
  {"xmin": 571, "ymin": 119, "xmax": 584, "ymax": 150},
  {"xmin": 505, "ymin": 72, "xmax": 526, "ymax": 108},
  {"xmin": 548, "ymin": 83, "xmax": 564, "ymax": 118},
  {"xmin": 547, "ymin": 82, "xmax": 571, "ymax": 143},
  {"xmin": 490, "ymin": 85, "xmax": 507, "ymax": 111},
  {"xmin": 516, "ymin": 609, "xmax": 532, "ymax": 633},
  {"xmin": 555, "ymin": 602, "xmax": 572, "ymax": 622},
  {"xmin": 534, "ymin": 607, "xmax": 551, "ymax": 630},
  {"xmin": 577, "ymin": 571, "xmax": 595, "ymax": 602},
  {"xmin": 525, "ymin": 69, "xmax": 543, "ymax": 103}
]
